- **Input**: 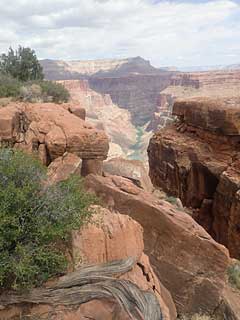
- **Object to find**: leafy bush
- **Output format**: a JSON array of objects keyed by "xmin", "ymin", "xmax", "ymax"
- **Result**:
[
  {"xmin": 40, "ymin": 81, "xmax": 70, "ymax": 103},
  {"xmin": 0, "ymin": 149, "xmax": 95, "ymax": 290},
  {"xmin": 228, "ymin": 261, "xmax": 240, "ymax": 290},
  {"xmin": 0, "ymin": 73, "xmax": 21, "ymax": 98},
  {"xmin": 0, "ymin": 73, "xmax": 70, "ymax": 104}
]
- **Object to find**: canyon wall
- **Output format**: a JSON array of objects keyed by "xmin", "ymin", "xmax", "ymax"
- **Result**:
[
  {"xmin": 148, "ymin": 69, "xmax": 240, "ymax": 131},
  {"xmin": 89, "ymin": 74, "xmax": 172, "ymax": 126},
  {"xmin": 148, "ymin": 97, "xmax": 240, "ymax": 259},
  {"xmin": 41, "ymin": 57, "xmax": 174, "ymax": 127},
  {"xmin": 41, "ymin": 57, "xmax": 240, "ymax": 167},
  {"xmin": 59, "ymin": 79, "xmax": 137, "ymax": 159},
  {"xmin": 40, "ymin": 56, "xmax": 163, "ymax": 79}
]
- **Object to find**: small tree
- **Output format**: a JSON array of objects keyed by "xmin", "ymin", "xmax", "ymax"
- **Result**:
[
  {"xmin": 0, "ymin": 46, "xmax": 44, "ymax": 82},
  {"xmin": 0, "ymin": 149, "xmax": 95, "ymax": 290}
]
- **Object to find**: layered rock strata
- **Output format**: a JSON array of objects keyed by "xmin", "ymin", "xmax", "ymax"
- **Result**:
[
  {"xmin": 148, "ymin": 97, "xmax": 240, "ymax": 259},
  {"xmin": 41, "ymin": 56, "xmax": 159, "ymax": 79},
  {"xmin": 149, "ymin": 70, "xmax": 240, "ymax": 131},
  {"xmin": 89, "ymin": 74, "xmax": 172, "ymax": 126}
]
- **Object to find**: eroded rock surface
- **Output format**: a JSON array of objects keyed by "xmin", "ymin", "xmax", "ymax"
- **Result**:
[
  {"xmin": 47, "ymin": 152, "xmax": 82, "ymax": 184},
  {"xmin": 72, "ymin": 206, "xmax": 177, "ymax": 320},
  {"xmin": 84, "ymin": 174, "xmax": 240, "ymax": 318},
  {"xmin": 148, "ymin": 97, "xmax": 240, "ymax": 259},
  {"xmin": 0, "ymin": 207, "xmax": 176, "ymax": 320},
  {"xmin": 0, "ymin": 102, "xmax": 109, "ymax": 169}
]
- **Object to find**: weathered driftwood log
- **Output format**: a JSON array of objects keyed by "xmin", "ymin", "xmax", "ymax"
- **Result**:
[{"xmin": 0, "ymin": 258, "xmax": 163, "ymax": 320}]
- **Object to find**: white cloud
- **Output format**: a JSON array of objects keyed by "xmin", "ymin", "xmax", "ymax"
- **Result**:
[{"xmin": 0, "ymin": 0, "xmax": 239, "ymax": 67}]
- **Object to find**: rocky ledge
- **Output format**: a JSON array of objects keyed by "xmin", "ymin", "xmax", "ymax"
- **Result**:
[
  {"xmin": 148, "ymin": 97, "xmax": 240, "ymax": 259},
  {"xmin": 0, "ymin": 102, "xmax": 109, "ymax": 175}
]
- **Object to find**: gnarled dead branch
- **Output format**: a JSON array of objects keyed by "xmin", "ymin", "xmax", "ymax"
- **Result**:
[{"xmin": 0, "ymin": 257, "xmax": 163, "ymax": 320}]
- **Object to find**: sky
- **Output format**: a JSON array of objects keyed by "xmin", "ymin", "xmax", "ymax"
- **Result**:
[{"xmin": 0, "ymin": 0, "xmax": 239, "ymax": 67}]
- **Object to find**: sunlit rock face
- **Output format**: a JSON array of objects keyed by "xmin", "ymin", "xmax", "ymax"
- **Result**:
[
  {"xmin": 0, "ymin": 102, "xmax": 109, "ymax": 170},
  {"xmin": 148, "ymin": 97, "xmax": 240, "ymax": 259}
]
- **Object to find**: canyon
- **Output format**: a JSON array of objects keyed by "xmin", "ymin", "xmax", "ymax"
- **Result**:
[
  {"xmin": 0, "ymin": 95, "xmax": 240, "ymax": 319},
  {"xmin": 41, "ymin": 57, "xmax": 240, "ymax": 165},
  {"xmin": 0, "ymin": 57, "xmax": 240, "ymax": 319},
  {"xmin": 41, "ymin": 56, "xmax": 240, "ymax": 259}
]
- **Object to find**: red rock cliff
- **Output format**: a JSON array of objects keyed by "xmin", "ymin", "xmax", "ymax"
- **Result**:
[{"xmin": 148, "ymin": 97, "xmax": 240, "ymax": 259}]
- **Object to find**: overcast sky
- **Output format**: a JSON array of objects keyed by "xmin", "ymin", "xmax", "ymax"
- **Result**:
[{"xmin": 0, "ymin": 0, "xmax": 239, "ymax": 67}]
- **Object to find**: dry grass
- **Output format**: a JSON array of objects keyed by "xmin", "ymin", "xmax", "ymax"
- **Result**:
[
  {"xmin": 0, "ymin": 97, "xmax": 12, "ymax": 107},
  {"xmin": 180, "ymin": 315, "xmax": 214, "ymax": 320}
]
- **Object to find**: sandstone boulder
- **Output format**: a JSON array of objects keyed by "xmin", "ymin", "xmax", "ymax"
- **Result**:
[
  {"xmin": 0, "ymin": 104, "xmax": 25, "ymax": 144},
  {"xmin": 68, "ymin": 104, "xmax": 86, "ymax": 120},
  {"xmin": 0, "ymin": 102, "xmax": 109, "ymax": 169},
  {"xmin": 103, "ymin": 157, "xmax": 153, "ymax": 192},
  {"xmin": 47, "ymin": 152, "xmax": 82, "ymax": 184},
  {"xmin": 84, "ymin": 174, "xmax": 240, "ymax": 318},
  {"xmin": 25, "ymin": 103, "xmax": 109, "ymax": 161}
]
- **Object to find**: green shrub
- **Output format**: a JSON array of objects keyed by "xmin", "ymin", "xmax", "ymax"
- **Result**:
[
  {"xmin": 0, "ymin": 149, "xmax": 95, "ymax": 290},
  {"xmin": 40, "ymin": 81, "xmax": 70, "ymax": 103},
  {"xmin": 0, "ymin": 73, "xmax": 21, "ymax": 98},
  {"xmin": 0, "ymin": 74, "xmax": 70, "ymax": 104},
  {"xmin": 228, "ymin": 261, "xmax": 240, "ymax": 290}
]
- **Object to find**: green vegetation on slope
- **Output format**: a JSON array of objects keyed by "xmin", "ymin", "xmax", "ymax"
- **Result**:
[
  {"xmin": 0, "ymin": 46, "xmax": 70, "ymax": 103},
  {"xmin": 0, "ymin": 75, "xmax": 70, "ymax": 103},
  {"xmin": 228, "ymin": 260, "xmax": 240, "ymax": 290},
  {"xmin": 0, "ymin": 149, "xmax": 96, "ymax": 290}
]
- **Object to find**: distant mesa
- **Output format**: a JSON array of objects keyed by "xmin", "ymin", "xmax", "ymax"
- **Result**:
[{"xmin": 40, "ymin": 56, "xmax": 170, "ymax": 80}]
